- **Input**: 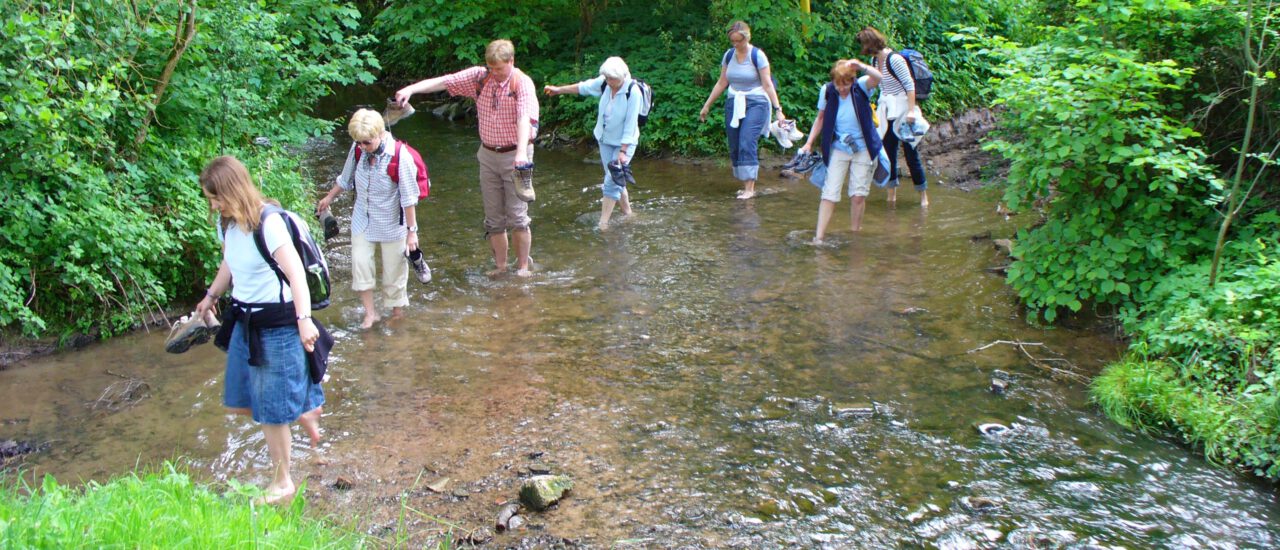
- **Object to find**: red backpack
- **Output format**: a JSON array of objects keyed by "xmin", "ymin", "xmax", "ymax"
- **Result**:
[{"xmin": 354, "ymin": 140, "xmax": 431, "ymax": 199}]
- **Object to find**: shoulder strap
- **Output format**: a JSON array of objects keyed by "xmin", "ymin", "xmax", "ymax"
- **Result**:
[
  {"xmin": 751, "ymin": 46, "xmax": 761, "ymax": 70},
  {"xmin": 475, "ymin": 67, "xmax": 489, "ymax": 97},
  {"xmin": 886, "ymin": 51, "xmax": 911, "ymax": 85},
  {"xmin": 253, "ymin": 206, "xmax": 298, "ymax": 303}
]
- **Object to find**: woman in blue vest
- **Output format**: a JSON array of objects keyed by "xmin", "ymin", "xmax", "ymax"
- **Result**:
[
  {"xmin": 797, "ymin": 59, "xmax": 892, "ymax": 244},
  {"xmin": 698, "ymin": 21, "xmax": 786, "ymax": 200},
  {"xmin": 544, "ymin": 56, "xmax": 642, "ymax": 231}
]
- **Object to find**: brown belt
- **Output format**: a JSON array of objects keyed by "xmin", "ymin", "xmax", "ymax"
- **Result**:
[{"xmin": 482, "ymin": 143, "xmax": 518, "ymax": 153}]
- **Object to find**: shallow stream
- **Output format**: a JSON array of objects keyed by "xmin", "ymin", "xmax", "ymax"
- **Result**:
[{"xmin": 1, "ymin": 86, "xmax": 1277, "ymax": 548}]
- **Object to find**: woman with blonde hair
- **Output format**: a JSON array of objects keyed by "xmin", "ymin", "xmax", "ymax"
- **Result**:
[
  {"xmin": 544, "ymin": 56, "xmax": 642, "ymax": 230},
  {"xmin": 193, "ymin": 155, "xmax": 325, "ymax": 505},
  {"xmin": 316, "ymin": 108, "xmax": 422, "ymax": 328},
  {"xmin": 699, "ymin": 20, "xmax": 787, "ymax": 200}
]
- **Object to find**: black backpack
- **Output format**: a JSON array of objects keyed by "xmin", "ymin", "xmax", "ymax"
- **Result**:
[
  {"xmin": 253, "ymin": 205, "xmax": 331, "ymax": 310},
  {"xmin": 598, "ymin": 79, "xmax": 654, "ymax": 127}
]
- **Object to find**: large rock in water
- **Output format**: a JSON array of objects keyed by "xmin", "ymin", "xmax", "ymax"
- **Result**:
[{"xmin": 519, "ymin": 475, "xmax": 574, "ymax": 511}]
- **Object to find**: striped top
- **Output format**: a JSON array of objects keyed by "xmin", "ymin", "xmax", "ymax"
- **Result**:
[{"xmin": 876, "ymin": 52, "xmax": 915, "ymax": 96}]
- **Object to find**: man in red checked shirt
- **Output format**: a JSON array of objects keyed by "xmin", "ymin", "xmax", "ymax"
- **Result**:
[{"xmin": 395, "ymin": 39, "xmax": 540, "ymax": 277}]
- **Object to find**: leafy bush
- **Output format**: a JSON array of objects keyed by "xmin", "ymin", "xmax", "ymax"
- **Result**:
[
  {"xmin": 968, "ymin": 8, "xmax": 1223, "ymax": 322},
  {"xmin": 371, "ymin": 0, "xmax": 1028, "ymax": 155},
  {"xmin": 0, "ymin": 0, "xmax": 375, "ymax": 338}
]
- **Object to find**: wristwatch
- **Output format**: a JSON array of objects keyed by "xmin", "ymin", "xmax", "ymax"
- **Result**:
[{"xmin": 407, "ymin": 225, "xmax": 418, "ymax": 232}]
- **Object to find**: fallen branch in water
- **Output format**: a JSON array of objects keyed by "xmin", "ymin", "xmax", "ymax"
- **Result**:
[{"xmin": 967, "ymin": 340, "xmax": 1088, "ymax": 383}]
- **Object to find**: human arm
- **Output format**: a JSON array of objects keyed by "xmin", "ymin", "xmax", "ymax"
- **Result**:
[
  {"xmin": 699, "ymin": 65, "xmax": 730, "ymax": 122},
  {"xmin": 543, "ymin": 83, "xmax": 582, "ymax": 96},
  {"xmin": 395, "ymin": 75, "xmax": 451, "ymax": 107},
  {"xmin": 849, "ymin": 58, "xmax": 881, "ymax": 90},
  {"xmin": 269, "ymin": 234, "xmax": 319, "ymax": 352},
  {"xmin": 799, "ymin": 109, "xmax": 824, "ymax": 154},
  {"xmin": 758, "ymin": 64, "xmax": 785, "ymax": 122},
  {"xmin": 514, "ymin": 73, "xmax": 538, "ymax": 166},
  {"xmin": 394, "ymin": 145, "xmax": 420, "ymax": 251},
  {"xmin": 319, "ymin": 144, "xmax": 357, "ymax": 213},
  {"xmin": 195, "ymin": 257, "xmax": 232, "ymax": 321}
]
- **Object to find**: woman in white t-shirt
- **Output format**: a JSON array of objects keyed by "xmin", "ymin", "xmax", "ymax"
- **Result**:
[
  {"xmin": 858, "ymin": 26, "xmax": 929, "ymax": 207},
  {"xmin": 194, "ymin": 156, "xmax": 324, "ymax": 506}
]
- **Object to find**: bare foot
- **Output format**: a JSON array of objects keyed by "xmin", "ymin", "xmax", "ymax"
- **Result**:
[
  {"xmin": 921, "ymin": 193, "xmax": 930, "ymax": 208},
  {"xmin": 486, "ymin": 268, "xmax": 508, "ymax": 279},
  {"xmin": 737, "ymin": 190, "xmax": 756, "ymax": 200},
  {"xmin": 887, "ymin": 189, "xmax": 898, "ymax": 203},
  {"xmin": 810, "ymin": 238, "xmax": 824, "ymax": 246},
  {"xmin": 254, "ymin": 482, "xmax": 296, "ymax": 506},
  {"xmin": 299, "ymin": 407, "xmax": 322, "ymax": 448},
  {"xmin": 359, "ymin": 313, "xmax": 381, "ymax": 329},
  {"xmin": 391, "ymin": 307, "xmax": 404, "ymax": 319},
  {"xmin": 514, "ymin": 267, "xmax": 533, "ymax": 277},
  {"xmin": 597, "ymin": 222, "xmax": 610, "ymax": 231}
]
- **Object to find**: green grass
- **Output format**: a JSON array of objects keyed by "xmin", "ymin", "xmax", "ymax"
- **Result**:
[
  {"xmin": 0, "ymin": 463, "xmax": 368, "ymax": 549},
  {"xmin": 1092, "ymin": 354, "xmax": 1280, "ymax": 478}
]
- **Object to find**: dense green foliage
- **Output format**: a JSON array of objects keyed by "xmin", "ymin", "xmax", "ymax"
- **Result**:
[
  {"xmin": 372, "ymin": 0, "xmax": 1031, "ymax": 154},
  {"xmin": 0, "ymin": 465, "xmax": 367, "ymax": 548},
  {"xmin": 0, "ymin": 0, "xmax": 376, "ymax": 337},
  {"xmin": 969, "ymin": 0, "xmax": 1279, "ymax": 478},
  {"xmin": 972, "ymin": 0, "xmax": 1276, "ymax": 322},
  {"xmin": 1092, "ymin": 237, "xmax": 1280, "ymax": 477}
]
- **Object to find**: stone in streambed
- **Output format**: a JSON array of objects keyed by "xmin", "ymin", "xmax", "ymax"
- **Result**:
[{"xmin": 519, "ymin": 475, "xmax": 574, "ymax": 511}]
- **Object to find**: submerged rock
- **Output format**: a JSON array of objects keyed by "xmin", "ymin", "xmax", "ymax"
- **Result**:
[
  {"xmin": 990, "ymin": 378, "xmax": 1009, "ymax": 395},
  {"xmin": 520, "ymin": 475, "xmax": 574, "ymax": 511},
  {"xmin": 496, "ymin": 502, "xmax": 521, "ymax": 531},
  {"xmin": 975, "ymin": 422, "xmax": 1011, "ymax": 437}
]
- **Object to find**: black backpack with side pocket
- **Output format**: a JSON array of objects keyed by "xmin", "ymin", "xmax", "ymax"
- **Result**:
[{"xmin": 252, "ymin": 205, "xmax": 331, "ymax": 310}]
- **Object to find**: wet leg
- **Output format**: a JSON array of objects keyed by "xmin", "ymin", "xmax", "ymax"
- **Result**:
[
  {"xmin": 512, "ymin": 228, "xmax": 532, "ymax": 277},
  {"xmin": 600, "ymin": 197, "xmax": 617, "ymax": 231},
  {"xmin": 850, "ymin": 196, "xmax": 867, "ymax": 232},
  {"xmin": 258, "ymin": 424, "xmax": 295, "ymax": 505},
  {"xmin": 298, "ymin": 406, "xmax": 322, "ymax": 448},
  {"xmin": 814, "ymin": 200, "xmax": 836, "ymax": 244},
  {"xmin": 487, "ymin": 232, "xmax": 509, "ymax": 278}
]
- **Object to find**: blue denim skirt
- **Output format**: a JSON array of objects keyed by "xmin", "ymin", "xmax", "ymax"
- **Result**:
[{"xmin": 223, "ymin": 321, "xmax": 325, "ymax": 425}]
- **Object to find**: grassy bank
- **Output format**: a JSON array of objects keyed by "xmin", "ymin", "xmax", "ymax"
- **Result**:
[{"xmin": 0, "ymin": 465, "xmax": 367, "ymax": 548}]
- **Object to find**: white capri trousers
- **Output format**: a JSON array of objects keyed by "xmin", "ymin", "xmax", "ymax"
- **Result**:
[{"xmin": 350, "ymin": 232, "xmax": 409, "ymax": 308}]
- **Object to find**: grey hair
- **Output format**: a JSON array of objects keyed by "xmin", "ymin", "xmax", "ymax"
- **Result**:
[{"xmin": 599, "ymin": 56, "xmax": 630, "ymax": 81}]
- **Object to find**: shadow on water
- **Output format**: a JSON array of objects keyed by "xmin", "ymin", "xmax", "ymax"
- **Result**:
[{"xmin": 2, "ymin": 85, "xmax": 1278, "ymax": 547}]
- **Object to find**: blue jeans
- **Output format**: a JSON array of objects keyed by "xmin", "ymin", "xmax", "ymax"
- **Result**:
[
  {"xmin": 598, "ymin": 142, "xmax": 636, "ymax": 200},
  {"xmin": 223, "ymin": 321, "xmax": 325, "ymax": 425},
  {"xmin": 882, "ymin": 119, "xmax": 927, "ymax": 191},
  {"xmin": 724, "ymin": 95, "xmax": 769, "ymax": 181}
]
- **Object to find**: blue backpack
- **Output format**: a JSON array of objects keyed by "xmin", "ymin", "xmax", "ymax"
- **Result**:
[{"xmin": 886, "ymin": 49, "xmax": 934, "ymax": 102}]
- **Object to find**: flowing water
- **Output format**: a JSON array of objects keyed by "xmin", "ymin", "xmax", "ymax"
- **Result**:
[{"xmin": 2, "ymin": 86, "xmax": 1278, "ymax": 548}]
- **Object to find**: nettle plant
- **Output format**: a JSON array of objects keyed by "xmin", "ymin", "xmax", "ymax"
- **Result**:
[{"xmin": 976, "ymin": 32, "xmax": 1220, "ymax": 322}]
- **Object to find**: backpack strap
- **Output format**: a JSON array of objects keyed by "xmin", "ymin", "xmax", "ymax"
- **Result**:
[
  {"xmin": 884, "ymin": 51, "xmax": 912, "ymax": 87},
  {"xmin": 475, "ymin": 67, "xmax": 489, "ymax": 98},
  {"xmin": 723, "ymin": 48, "xmax": 734, "ymax": 66},
  {"xmin": 750, "ymin": 46, "xmax": 761, "ymax": 70},
  {"xmin": 252, "ymin": 205, "xmax": 304, "ymax": 304}
]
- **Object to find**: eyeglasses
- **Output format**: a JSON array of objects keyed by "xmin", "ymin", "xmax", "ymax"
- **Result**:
[{"xmin": 357, "ymin": 139, "xmax": 376, "ymax": 146}]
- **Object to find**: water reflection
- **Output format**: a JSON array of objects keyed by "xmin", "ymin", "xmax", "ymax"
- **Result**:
[{"xmin": 1, "ymin": 86, "xmax": 1277, "ymax": 547}]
